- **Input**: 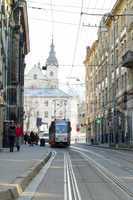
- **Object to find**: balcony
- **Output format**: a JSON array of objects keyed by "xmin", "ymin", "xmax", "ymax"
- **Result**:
[{"xmin": 122, "ymin": 50, "xmax": 133, "ymax": 68}]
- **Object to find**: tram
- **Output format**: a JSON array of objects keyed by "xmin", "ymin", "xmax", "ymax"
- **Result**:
[{"xmin": 49, "ymin": 119, "xmax": 71, "ymax": 147}]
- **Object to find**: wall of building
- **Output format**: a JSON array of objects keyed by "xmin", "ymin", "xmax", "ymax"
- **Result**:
[
  {"xmin": 24, "ymin": 95, "xmax": 71, "ymax": 132},
  {"xmin": 1, "ymin": 0, "xmax": 30, "ymax": 147},
  {"xmin": 84, "ymin": 0, "xmax": 133, "ymax": 145}
]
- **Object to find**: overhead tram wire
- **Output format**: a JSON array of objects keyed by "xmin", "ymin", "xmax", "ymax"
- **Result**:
[
  {"xmin": 28, "ymin": 6, "xmax": 133, "ymax": 18},
  {"xmin": 28, "ymin": 5, "xmax": 133, "ymax": 19},
  {"xmin": 29, "ymin": 16, "xmax": 114, "ymax": 28},
  {"xmin": 28, "ymin": 6, "xmax": 81, "ymax": 15},
  {"xmin": 69, "ymin": 0, "xmax": 84, "ymax": 77},
  {"xmin": 29, "ymin": 17, "xmax": 79, "ymax": 26},
  {"xmin": 28, "ymin": 15, "xmax": 111, "ymax": 28},
  {"xmin": 29, "ymin": 6, "xmax": 45, "ymax": 10},
  {"xmin": 28, "ymin": 0, "xmax": 111, "ymax": 11},
  {"xmin": 28, "ymin": 0, "xmax": 110, "ymax": 12},
  {"xmin": 27, "ymin": 1, "xmax": 129, "ymax": 13},
  {"xmin": 81, "ymin": 12, "xmax": 133, "ymax": 17}
]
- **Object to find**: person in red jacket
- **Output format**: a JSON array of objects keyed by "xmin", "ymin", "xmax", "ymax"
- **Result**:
[{"xmin": 16, "ymin": 123, "xmax": 23, "ymax": 151}]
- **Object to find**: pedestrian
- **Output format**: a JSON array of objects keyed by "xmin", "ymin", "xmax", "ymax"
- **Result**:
[
  {"xmin": 24, "ymin": 132, "xmax": 29, "ymax": 144},
  {"xmin": 15, "ymin": 123, "xmax": 23, "ymax": 151},
  {"xmin": 35, "ymin": 133, "xmax": 39, "ymax": 145},
  {"xmin": 30, "ymin": 131, "xmax": 35, "ymax": 146},
  {"xmin": 8, "ymin": 121, "xmax": 16, "ymax": 152},
  {"xmin": 91, "ymin": 138, "xmax": 94, "ymax": 145}
]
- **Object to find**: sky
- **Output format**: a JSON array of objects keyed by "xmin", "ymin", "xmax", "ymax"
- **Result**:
[{"xmin": 25, "ymin": 0, "xmax": 117, "ymax": 98}]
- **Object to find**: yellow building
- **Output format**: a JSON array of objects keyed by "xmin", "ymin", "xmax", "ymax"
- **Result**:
[{"xmin": 84, "ymin": 0, "xmax": 133, "ymax": 145}]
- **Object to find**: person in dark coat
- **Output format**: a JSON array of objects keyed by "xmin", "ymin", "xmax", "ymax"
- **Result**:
[
  {"xmin": 35, "ymin": 133, "xmax": 39, "ymax": 145},
  {"xmin": 30, "ymin": 131, "xmax": 35, "ymax": 146},
  {"xmin": 8, "ymin": 121, "xmax": 16, "ymax": 152},
  {"xmin": 24, "ymin": 132, "xmax": 29, "ymax": 144}
]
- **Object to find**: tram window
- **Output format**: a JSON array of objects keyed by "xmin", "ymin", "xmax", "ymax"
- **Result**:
[{"xmin": 56, "ymin": 124, "xmax": 67, "ymax": 133}]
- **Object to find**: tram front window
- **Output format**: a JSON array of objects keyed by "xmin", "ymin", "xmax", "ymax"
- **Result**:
[{"xmin": 56, "ymin": 125, "xmax": 67, "ymax": 134}]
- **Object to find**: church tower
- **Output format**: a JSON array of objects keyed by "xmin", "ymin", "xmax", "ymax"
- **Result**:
[{"xmin": 45, "ymin": 38, "xmax": 59, "ymax": 89}]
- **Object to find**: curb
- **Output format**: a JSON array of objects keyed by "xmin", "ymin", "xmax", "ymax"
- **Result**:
[
  {"xmin": 0, "ymin": 151, "xmax": 52, "ymax": 200},
  {"xmin": 85, "ymin": 143, "xmax": 133, "ymax": 151}
]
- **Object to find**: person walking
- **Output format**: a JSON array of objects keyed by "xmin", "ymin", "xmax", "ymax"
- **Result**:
[
  {"xmin": 15, "ymin": 123, "xmax": 23, "ymax": 151},
  {"xmin": 30, "ymin": 131, "xmax": 35, "ymax": 146},
  {"xmin": 8, "ymin": 121, "xmax": 16, "ymax": 152},
  {"xmin": 24, "ymin": 132, "xmax": 29, "ymax": 144},
  {"xmin": 35, "ymin": 133, "xmax": 39, "ymax": 145}
]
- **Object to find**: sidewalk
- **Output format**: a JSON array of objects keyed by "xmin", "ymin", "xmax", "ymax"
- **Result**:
[{"xmin": 0, "ymin": 145, "xmax": 52, "ymax": 200}]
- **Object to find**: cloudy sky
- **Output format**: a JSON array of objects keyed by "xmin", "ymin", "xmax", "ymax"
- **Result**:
[{"xmin": 25, "ymin": 0, "xmax": 117, "ymax": 97}]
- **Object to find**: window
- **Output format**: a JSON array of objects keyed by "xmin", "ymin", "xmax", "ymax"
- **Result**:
[
  {"xmin": 131, "ymin": 31, "xmax": 133, "ymax": 40},
  {"xmin": 44, "ymin": 111, "xmax": 48, "ymax": 118},
  {"xmin": 50, "ymin": 71, "xmax": 54, "ymax": 76},
  {"xmin": 115, "ymin": 49, "xmax": 119, "ymax": 66},
  {"xmin": 116, "ymin": 78, "xmax": 119, "ymax": 91},
  {"xmin": 33, "ymin": 74, "xmax": 37, "ymax": 79},
  {"xmin": 56, "ymin": 124, "xmax": 67, "ymax": 134},
  {"xmin": 44, "ymin": 101, "xmax": 48, "ymax": 106},
  {"xmin": 121, "ymin": 75, "xmax": 124, "ymax": 89},
  {"xmin": 105, "ymin": 88, "xmax": 108, "ymax": 104}
]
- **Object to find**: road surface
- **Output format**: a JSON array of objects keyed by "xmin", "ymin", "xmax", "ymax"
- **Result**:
[{"xmin": 18, "ymin": 144, "xmax": 133, "ymax": 200}]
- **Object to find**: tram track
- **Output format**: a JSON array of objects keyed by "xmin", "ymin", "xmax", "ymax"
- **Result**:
[
  {"xmin": 86, "ymin": 145, "xmax": 133, "ymax": 165},
  {"xmin": 71, "ymin": 146, "xmax": 133, "ymax": 199},
  {"xmin": 77, "ymin": 144, "xmax": 133, "ymax": 178},
  {"xmin": 64, "ymin": 152, "xmax": 81, "ymax": 200},
  {"xmin": 18, "ymin": 151, "xmax": 56, "ymax": 200},
  {"xmin": 17, "ymin": 147, "xmax": 133, "ymax": 200}
]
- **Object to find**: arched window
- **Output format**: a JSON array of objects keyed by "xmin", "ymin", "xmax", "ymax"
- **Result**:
[
  {"xmin": 33, "ymin": 74, "xmax": 37, "ymax": 79},
  {"xmin": 50, "ymin": 71, "xmax": 54, "ymax": 76}
]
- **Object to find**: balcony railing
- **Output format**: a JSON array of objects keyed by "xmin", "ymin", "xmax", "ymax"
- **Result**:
[{"xmin": 122, "ymin": 50, "xmax": 133, "ymax": 68}]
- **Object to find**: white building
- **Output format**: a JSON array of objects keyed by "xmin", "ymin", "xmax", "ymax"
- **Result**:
[
  {"xmin": 24, "ymin": 88, "xmax": 71, "ymax": 132},
  {"xmin": 24, "ymin": 39, "xmax": 78, "ymax": 133}
]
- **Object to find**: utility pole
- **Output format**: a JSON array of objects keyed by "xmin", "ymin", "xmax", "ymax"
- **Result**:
[
  {"xmin": 64, "ymin": 100, "xmax": 67, "ymax": 119},
  {"xmin": 53, "ymin": 100, "xmax": 56, "ymax": 119}
]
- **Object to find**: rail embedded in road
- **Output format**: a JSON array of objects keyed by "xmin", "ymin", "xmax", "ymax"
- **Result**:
[
  {"xmin": 18, "ymin": 151, "xmax": 56, "ymax": 200},
  {"xmin": 71, "ymin": 146, "xmax": 133, "ymax": 199},
  {"xmin": 64, "ymin": 152, "xmax": 82, "ymax": 200}
]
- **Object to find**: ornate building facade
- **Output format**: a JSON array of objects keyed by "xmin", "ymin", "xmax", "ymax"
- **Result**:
[
  {"xmin": 1, "ymin": 0, "xmax": 30, "ymax": 147},
  {"xmin": 84, "ymin": 0, "xmax": 133, "ymax": 145},
  {"xmin": 24, "ymin": 40, "xmax": 72, "ymax": 132}
]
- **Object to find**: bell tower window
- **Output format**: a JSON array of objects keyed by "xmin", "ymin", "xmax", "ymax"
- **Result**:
[
  {"xmin": 50, "ymin": 71, "xmax": 54, "ymax": 76},
  {"xmin": 33, "ymin": 74, "xmax": 37, "ymax": 79}
]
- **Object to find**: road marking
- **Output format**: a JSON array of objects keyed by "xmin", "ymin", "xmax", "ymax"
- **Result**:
[{"xmin": 17, "ymin": 151, "xmax": 56, "ymax": 200}]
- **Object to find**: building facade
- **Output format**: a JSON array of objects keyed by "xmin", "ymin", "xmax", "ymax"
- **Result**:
[
  {"xmin": 24, "ymin": 39, "xmax": 72, "ymax": 133},
  {"xmin": 84, "ymin": 0, "xmax": 133, "ymax": 145},
  {"xmin": 2, "ymin": 0, "xmax": 30, "ymax": 147},
  {"xmin": 24, "ymin": 88, "xmax": 71, "ymax": 132}
]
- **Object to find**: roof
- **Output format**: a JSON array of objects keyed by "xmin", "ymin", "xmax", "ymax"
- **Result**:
[
  {"xmin": 24, "ymin": 88, "xmax": 71, "ymax": 98},
  {"xmin": 45, "ymin": 38, "xmax": 59, "ymax": 67},
  {"xmin": 25, "ymin": 63, "xmax": 46, "ymax": 79}
]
